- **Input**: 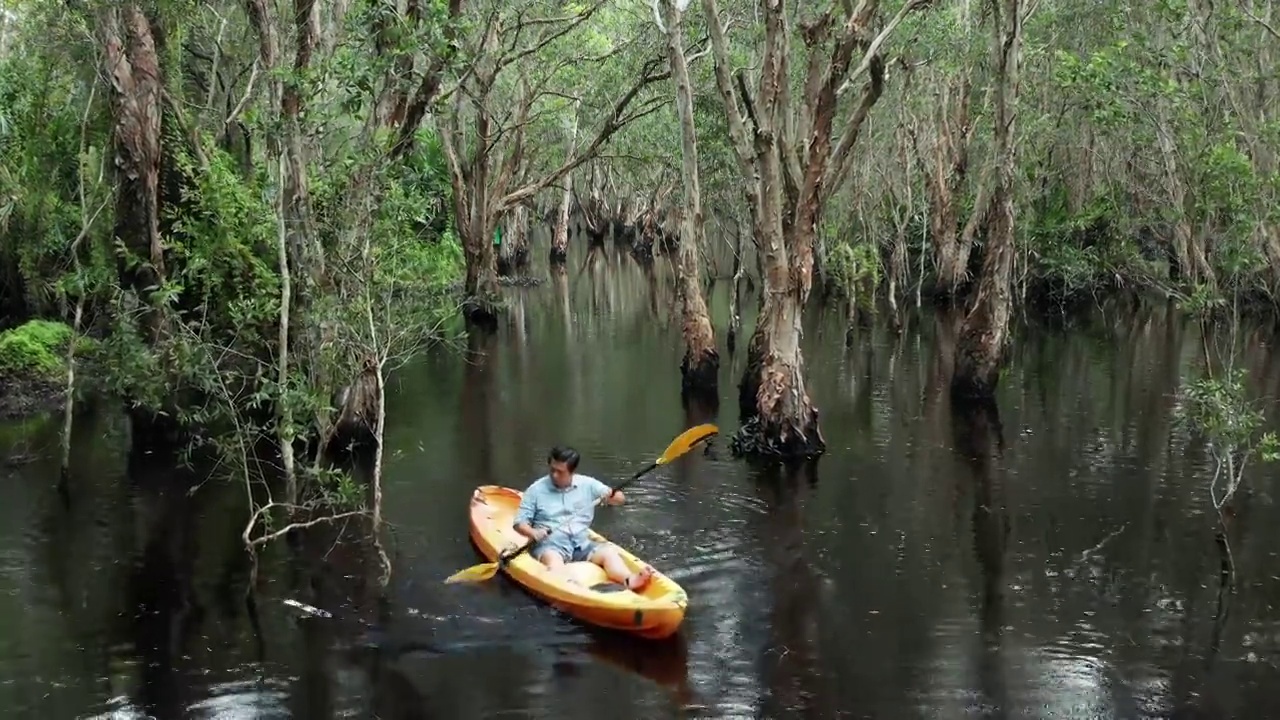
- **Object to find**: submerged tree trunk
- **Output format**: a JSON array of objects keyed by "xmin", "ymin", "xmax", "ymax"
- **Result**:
[
  {"xmin": 660, "ymin": 0, "xmax": 719, "ymax": 402},
  {"xmin": 952, "ymin": 0, "xmax": 1023, "ymax": 402},
  {"xmin": 459, "ymin": 212, "xmax": 501, "ymax": 327},
  {"xmin": 550, "ymin": 99, "xmax": 581, "ymax": 265},
  {"xmin": 497, "ymin": 204, "xmax": 531, "ymax": 277},
  {"xmin": 909, "ymin": 75, "xmax": 975, "ymax": 300}
]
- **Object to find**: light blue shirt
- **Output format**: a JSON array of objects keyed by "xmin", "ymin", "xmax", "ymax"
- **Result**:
[{"xmin": 513, "ymin": 474, "xmax": 612, "ymax": 544}]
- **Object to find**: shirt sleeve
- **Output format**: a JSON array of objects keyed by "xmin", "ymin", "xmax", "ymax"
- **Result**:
[
  {"xmin": 587, "ymin": 476, "xmax": 613, "ymax": 501},
  {"xmin": 513, "ymin": 483, "xmax": 539, "ymax": 528}
]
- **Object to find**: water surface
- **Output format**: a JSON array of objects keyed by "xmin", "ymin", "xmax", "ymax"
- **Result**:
[{"xmin": 3, "ymin": 243, "xmax": 1280, "ymax": 718}]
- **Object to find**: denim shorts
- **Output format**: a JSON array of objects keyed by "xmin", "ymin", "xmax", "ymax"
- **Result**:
[{"xmin": 533, "ymin": 532, "xmax": 600, "ymax": 563}]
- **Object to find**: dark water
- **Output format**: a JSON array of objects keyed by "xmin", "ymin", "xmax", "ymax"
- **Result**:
[{"xmin": 4, "ymin": 244, "xmax": 1280, "ymax": 719}]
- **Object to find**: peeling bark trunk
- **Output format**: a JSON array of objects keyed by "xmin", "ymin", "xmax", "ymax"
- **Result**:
[
  {"xmin": 496, "ymin": 204, "xmax": 530, "ymax": 276},
  {"xmin": 100, "ymin": 5, "xmax": 166, "ymax": 342},
  {"xmin": 578, "ymin": 164, "xmax": 611, "ymax": 245},
  {"xmin": 885, "ymin": 119, "xmax": 913, "ymax": 334},
  {"xmin": 908, "ymin": 75, "xmax": 975, "ymax": 300},
  {"xmin": 550, "ymin": 100, "xmax": 581, "ymax": 265},
  {"xmin": 662, "ymin": 0, "xmax": 719, "ymax": 402},
  {"xmin": 953, "ymin": 0, "xmax": 1023, "ymax": 402},
  {"xmin": 727, "ymin": 217, "xmax": 745, "ymax": 354},
  {"xmin": 737, "ymin": 275, "xmax": 823, "ymax": 459},
  {"xmin": 460, "ymin": 216, "xmax": 501, "ymax": 327},
  {"xmin": 440, "ymin": 24, "xmax": 505, "ymax": 327},
  {"xmin": 1155, "ymin": 119, "xmax": 1214, "ymax": 286},
  {"xmin": 330, "ymin": 366, "xmax": 381, "ymax": 451}
]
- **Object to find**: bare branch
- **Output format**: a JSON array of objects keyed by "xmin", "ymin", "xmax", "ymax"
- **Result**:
[
  {"xmin": 498, "ymin": 57, "xmax": 671, "ymax": 209},
  {"xmin": 1242, "ymin": 6, "xmax": 1280, "ymax": 40},
  {"xmin": 495, "ymin": 0, "xmax": 607, "ymax": 73},
  {"xmin": 835, "ymin": 0, "xmax": 931, "ymax": 97}
]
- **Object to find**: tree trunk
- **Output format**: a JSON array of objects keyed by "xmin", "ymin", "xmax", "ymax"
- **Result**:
[
  {"xmin": 550, "ymin": 100, "xmax": 581, "ymax": 264},
  {"xmin": 100, "ymin": 5, "xmax": 166, "ymax": 343},
  {"xmin": 497, "ymin": 204, "xmax": 530, "ymax": 277},
  {"xmin": 910, "ymin": 76, "xmax": 974, "ymax": 300},
  {"xmin": 661, "ymin": 0, "xmax": 719, "ymax": 402},
  {"xmin": 736, "ymin": 140, "xmax": 824, "ymax": 459},
  {"xmin": 736, "ymin": 274, "xmax": 824, "ymax": 460},
  {"xmin": 727, "ymin": 217, "xmax": 745, "ymax": 354},
  {"xmin": 952, "ymin": 0, "xmax": 1023, "ymax": 402},
  {"xmin": 460, "ymin": 217, "xmax": 501, "ymax": 327},
  {"xmin": 245, "ymin": 0, "xmax": 323, "ymax": 499}
]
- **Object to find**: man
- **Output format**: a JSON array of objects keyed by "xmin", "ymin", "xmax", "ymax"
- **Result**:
[{"xmin": 512, "ymin": 445, "xmax": 655, "ymax": 591}]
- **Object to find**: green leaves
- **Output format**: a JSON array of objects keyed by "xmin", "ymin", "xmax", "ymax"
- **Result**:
[{"xmin": 0, "ymin": 319, "xmax": 76, "ymax": 379}]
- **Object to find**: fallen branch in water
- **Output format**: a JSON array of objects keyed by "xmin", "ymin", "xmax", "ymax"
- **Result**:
[
  {"xmin": 1078, "ymin": 522, "xmax": 1128, "ymax": 563},
  {"xmin": 242, "ymin": 502, "xmax": 369, "ymax": 550}
]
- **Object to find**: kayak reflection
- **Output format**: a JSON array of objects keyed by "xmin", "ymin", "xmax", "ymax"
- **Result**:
[{"xmin": 557, "ymin": 629, "xmax": 695, "ymax": 705}]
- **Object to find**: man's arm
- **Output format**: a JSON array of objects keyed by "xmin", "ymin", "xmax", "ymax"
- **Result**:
[
  {"xmin": 513, "ymin": 487, "xmax": 548, "ymax": 542},
  {"xmin": 593, "ymin": 477, "xmax": 625, "ymax": 506}
]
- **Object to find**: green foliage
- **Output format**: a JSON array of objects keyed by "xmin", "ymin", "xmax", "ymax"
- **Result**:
[
  {"xmin": 0, "ymin": 0, "xmax": 467, "ymax": 510},
  {"xmin": 0, "ymin": 40, "xmax": 113, "ymax": 317},
  {"xmin": 0, "ymin": 319, "xmax": 87, "ymax": 379},
  {"xmin": 1038, "ymin": 0, "xmax": 1277, "ymax": 302},
  {"xmin": 1181, "ymin": 367, "xmax": 1276, "ymax": 461},
  {"xmin": 169, "ymin": 145, "xmax": 281, "ymax": 335},
  {"xmin": 825, "ymin": 240, "xmax": 882, "ymax": 304},
  {"xmin": 1179, "ymin": 363, "xmax": 1280, "ymax": 508}
]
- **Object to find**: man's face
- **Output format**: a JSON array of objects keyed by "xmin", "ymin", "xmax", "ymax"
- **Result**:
[{"xmin": 549, "ymin": 460, "xmax": 573, "ymax": 488}]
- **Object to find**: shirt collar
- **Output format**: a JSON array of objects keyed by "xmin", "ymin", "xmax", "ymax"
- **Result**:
[{"xmin": 547, "ymin": 475, "xmax": 576, "ymax": 492}]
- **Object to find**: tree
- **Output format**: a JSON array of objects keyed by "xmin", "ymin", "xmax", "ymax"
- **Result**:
[
  {"xmin": 437, "ymin": 0, "xmax": 672, "ymax": 325},
  {"xmin": 702, "ymin": 0, "xmax": 928, "ymax": 461},
  {"xmin": 657, "ymin": 0, "xmax": 719, "ymax": 401},
  {"xmin": 951, "ymin": 0, "xmax": 1025, "ymax": 402}
]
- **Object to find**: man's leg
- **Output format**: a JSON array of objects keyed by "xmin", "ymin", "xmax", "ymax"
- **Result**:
[
  {"xmin": 587, "ymin": 543, "xmax": 653, "ymax": 590},
  {"xmin": 534, "ymin": 543, "xmax": 568, "ymax": 570}
]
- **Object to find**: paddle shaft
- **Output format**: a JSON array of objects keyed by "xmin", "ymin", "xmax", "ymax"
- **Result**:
[{"xmin": 499, "ymin": 462, "xmax": 660, "ymax": 565}]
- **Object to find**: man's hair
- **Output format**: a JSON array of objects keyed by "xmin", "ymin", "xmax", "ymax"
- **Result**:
[{"xmin": 547, "ymin": 445, "xmax": 581, "ymax": 471}]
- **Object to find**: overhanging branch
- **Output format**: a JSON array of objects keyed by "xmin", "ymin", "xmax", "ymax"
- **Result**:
[{"xmin": 497, "ymin": 57, "xmax": 672, "ymax": 209}]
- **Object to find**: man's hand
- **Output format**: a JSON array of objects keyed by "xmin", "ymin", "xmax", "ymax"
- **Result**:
[{"xmin": 514, "ymin": 521, "xmax": 549, "ymax": 543}]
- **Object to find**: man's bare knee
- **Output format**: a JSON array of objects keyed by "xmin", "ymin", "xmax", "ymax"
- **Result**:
[
  {"xmin": 539, "ymin": 550, "xmax": 565, "ymax": 569},
  {"xmin": 588, "ymin": 544, "xmax": 618, "ymax": 565}
]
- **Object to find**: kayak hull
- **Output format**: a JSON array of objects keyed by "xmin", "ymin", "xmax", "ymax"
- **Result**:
[{"xmin": 467, "ymin": 484, "xmax": 688, "ymax": 640}]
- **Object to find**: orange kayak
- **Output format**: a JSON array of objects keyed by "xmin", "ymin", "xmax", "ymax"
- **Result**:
[{"xmin": 467, "ymin": 485, "xmax": 688, "ymax": 640}]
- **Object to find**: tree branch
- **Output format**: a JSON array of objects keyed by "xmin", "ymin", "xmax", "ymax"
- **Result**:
[
  {"xmin": 390, "ymin": 0, "xmax": 464, "ymax": 160},
  {"xmin": 497, "ymin": 57, "xmax": 671, "ymax": 209},
  {"xmin": 834, "ymin": 0, "xmax": 931, "ymax": 97},
  {"xmin": 700, "ymin": 0, "xmax": 756, "ymax": 178}
]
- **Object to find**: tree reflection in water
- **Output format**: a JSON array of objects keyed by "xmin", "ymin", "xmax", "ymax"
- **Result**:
[
  {"xmin": 459, "ymin": 329, "xmax": 497, "ymax": 487},
  {"xmin": 950, "ymin": 394, "xmax": 1011, "ymax": 718},
  {"xmin": 755, "ymin": 463, "xmax": 831, "ymax": 719},
  {"xmin": 123, "ymin": 445, "xmax": 204, "ymax": 719}
]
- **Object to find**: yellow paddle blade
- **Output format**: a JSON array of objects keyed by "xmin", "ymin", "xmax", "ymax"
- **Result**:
[
  {"xmin": 656, "ymin": 423, "xmax": 719, "ymax": 465},
  {"xmin": 443, "ymin": 560, "xmax": 500, "ymax": 584}
]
